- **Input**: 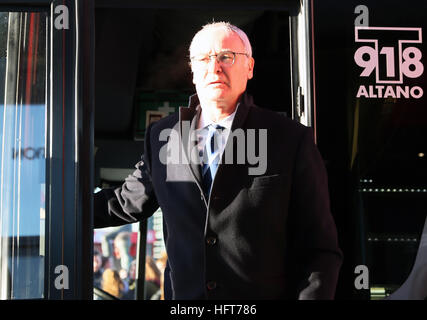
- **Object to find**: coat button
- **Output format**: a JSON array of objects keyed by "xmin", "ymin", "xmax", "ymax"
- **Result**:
[
  {"xmin": 200, "ymin": 192, "xmax": 204, "ymax": 201},
  {"xmin": 206, "ymin": 281, "xmax": 217, "ymax": 290},
  {"xmin": 206, "ymin": 236, "xmax": 217, "ymax": 246}
]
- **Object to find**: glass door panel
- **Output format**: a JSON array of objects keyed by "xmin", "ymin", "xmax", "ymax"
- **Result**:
[{"xmin": 0, "ymin": 10, "xmax": 47, "ymax": 299}]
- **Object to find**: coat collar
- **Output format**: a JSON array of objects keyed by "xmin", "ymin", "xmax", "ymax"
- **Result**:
[{"xmin": 180, "ymin": 92, "xmax": 253, "ymax": 130}]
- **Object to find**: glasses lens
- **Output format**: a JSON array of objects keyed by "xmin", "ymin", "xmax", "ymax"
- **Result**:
[
  {"xmin": 218, "ymin": 52, "xmax": 235, "ymax": 65},
  {"xmin": 190, "ymin": 52, "xmax": 236, "ymax": 68}
]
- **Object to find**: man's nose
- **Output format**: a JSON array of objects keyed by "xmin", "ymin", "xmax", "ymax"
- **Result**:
[{"xmin": 207, "ymin": 56, "xmax": 222, "ymax": 73}]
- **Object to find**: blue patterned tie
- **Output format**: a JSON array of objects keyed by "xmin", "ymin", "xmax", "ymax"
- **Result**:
[{"xmin": 202, "ymin": 124, "xmax": 224, "ymax": 196}]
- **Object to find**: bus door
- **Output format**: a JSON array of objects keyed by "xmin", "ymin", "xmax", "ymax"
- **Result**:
[
  {"xmin": 312, "ymin": 0, "xmax": 427, "ymax": 299},
  {"xmin": 0, "ymin": 0, "xmax": 94, "ymax": 299}
]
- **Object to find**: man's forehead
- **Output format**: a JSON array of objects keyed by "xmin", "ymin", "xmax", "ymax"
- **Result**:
[{"xmin": 191, "ymin": 29, "xmax": 244, "ymax": 54}]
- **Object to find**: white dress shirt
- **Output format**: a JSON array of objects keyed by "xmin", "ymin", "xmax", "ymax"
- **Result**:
[{"xmin": 196, "ymin": 105, "xmax": 238, "ymax": 166}]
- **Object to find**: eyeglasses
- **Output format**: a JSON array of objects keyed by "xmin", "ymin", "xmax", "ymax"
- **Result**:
[{"xmin": 190, "ymin": 51, "xmax": 249, "ymax": 68}]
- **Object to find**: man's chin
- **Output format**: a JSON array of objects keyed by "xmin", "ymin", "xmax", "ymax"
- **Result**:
[{"xmin": 204, "ymin": 88, "xmax": 228, "ymax": 99}]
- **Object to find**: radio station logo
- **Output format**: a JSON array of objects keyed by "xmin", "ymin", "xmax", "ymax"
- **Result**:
[{"xmin": 354, "ymin": 26, "xmax": 424, "ymax": 99}]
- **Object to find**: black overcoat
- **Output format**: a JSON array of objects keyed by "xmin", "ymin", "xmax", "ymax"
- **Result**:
[{"xmin": 94, "ymin": 93, "xmax": 343, "ymax": 300}]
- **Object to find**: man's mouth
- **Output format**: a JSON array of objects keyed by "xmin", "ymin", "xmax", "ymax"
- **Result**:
[{"xmin": 208, "ymin": 80, "xmax": 227, "ymax": 86}]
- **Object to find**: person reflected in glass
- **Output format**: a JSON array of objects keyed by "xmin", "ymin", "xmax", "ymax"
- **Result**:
[{"xmin": 93, "ymin": 250, "xmax": 104, "ymax": 289}]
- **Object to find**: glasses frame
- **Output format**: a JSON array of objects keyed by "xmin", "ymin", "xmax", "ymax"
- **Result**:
[{"xmin": 190, "ymin": 51, "xmax": 249, "ymax": 68}]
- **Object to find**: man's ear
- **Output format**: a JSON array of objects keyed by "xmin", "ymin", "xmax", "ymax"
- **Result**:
[{"xmin": 247, "ymin": 57, "xmax": 255, "ymax": 80}]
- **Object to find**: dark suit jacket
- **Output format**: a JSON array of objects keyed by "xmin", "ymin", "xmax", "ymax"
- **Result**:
[{"xmin": 94, "ymin": 92, "xmax": 343, "ymax": 300}]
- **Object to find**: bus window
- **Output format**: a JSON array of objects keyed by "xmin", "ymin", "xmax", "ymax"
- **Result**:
[
  {"xmin": 93, "ymin": 219, "xmax": 138, "ymax": 300},
  {"xmin": 0, "ymin": 11, "xmax": 47, "ymax": 299},
  {"xmin": 93, "ymin": 168, "xmax": 166, "ymax": 300},
  {"xmin": 93, "ymin": 213, "xmax": 166, "ymax": 300}
]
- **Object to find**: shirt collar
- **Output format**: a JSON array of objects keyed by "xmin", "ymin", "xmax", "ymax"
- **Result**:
[{"xmin": 197, "ymin": 104, "xmax": 239, "ymax": 131}]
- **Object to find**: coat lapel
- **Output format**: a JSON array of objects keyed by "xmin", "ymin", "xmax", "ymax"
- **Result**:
[
  {"xmin": 216, "ymin": 92, "xmax": 252, "ymax": 167},
  {"xmin": 179, "ymin": 94, "xmax": 203, "ymax": 186}
]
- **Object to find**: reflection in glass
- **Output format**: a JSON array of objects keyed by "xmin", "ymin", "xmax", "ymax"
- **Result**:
[{"xmin": 0, "ymin": 11, "xmax": 47, "ymax": 299}]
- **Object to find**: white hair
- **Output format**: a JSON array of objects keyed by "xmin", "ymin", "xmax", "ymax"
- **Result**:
[{"xmin": 189, "ymin": 21, "xmax": 252, "ymax": 58}]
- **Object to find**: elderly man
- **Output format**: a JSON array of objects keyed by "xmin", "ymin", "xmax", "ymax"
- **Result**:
[{"xmin": 94, "ymin": 22, "xmax": 342, "ymax": 300}]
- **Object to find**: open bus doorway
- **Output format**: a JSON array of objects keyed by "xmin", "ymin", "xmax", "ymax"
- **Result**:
[{"xmin": 93, "ymin": 5, "xmax": 295, "ymax": 300}]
